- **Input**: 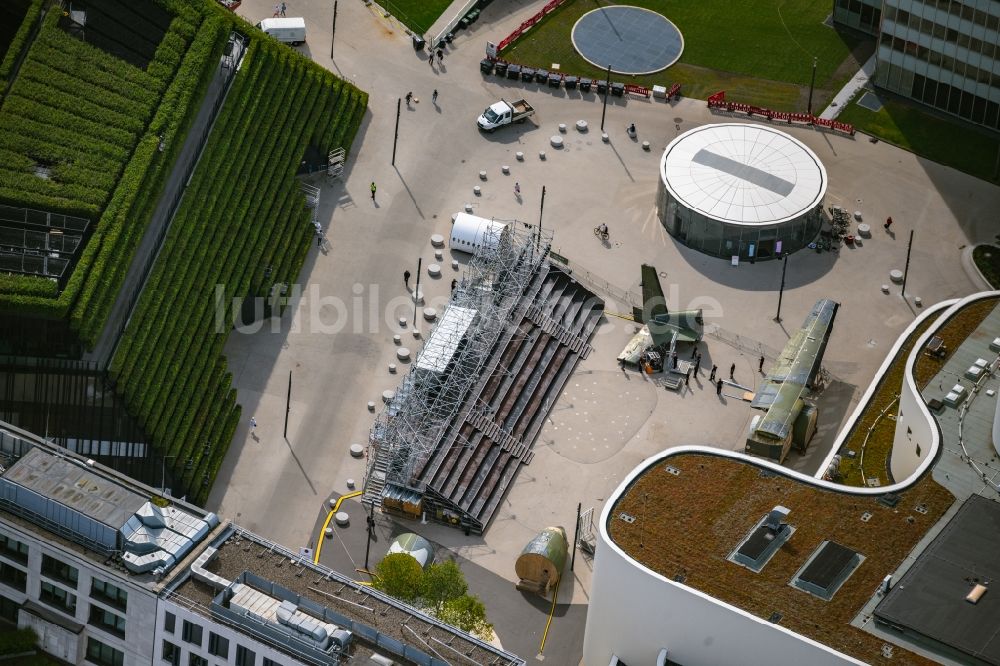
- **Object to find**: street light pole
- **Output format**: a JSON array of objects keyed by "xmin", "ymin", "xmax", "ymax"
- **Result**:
[
  {"xmin": 330, "ymin": 0, "xmax": 337, "ymax": 59},
  {"xmin": 160, "ymin": 455, "xmax": 177, "ymax": 496},
  {"xmin": 774, "ymin": 254, "xmax": 788, "ymax": 322},
  {"xmin": 391, "ymin": 98, "xmax": 401, "ymax": 166},
  {"xmin": 807, "ymin": 57, "xmax": 818, "ymax": 116},
  {"xmin": 412, "ymin": 257, "xmax": 422, "ymax": 326},
  {"xmin": 600, "ymin": 64, "xmax": 611, "ymax": 131},
  {"xmin": 364, "ymin": 501, "xmax": 375, "ymax": 571},
  {"xmin": 901, "ymin": 229, "xmax": 914, "ymax": 299}
]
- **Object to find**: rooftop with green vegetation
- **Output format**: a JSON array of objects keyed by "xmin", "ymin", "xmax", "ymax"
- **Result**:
[
  {"xmin": 0, "ymin": 0, "xmax": 226, "ymax": 354},
  {"xmin": 0, "ymin": 0, "xmax": 368, "ymax": 503},
  {"xmin": 837, "ymin": 295, "xmax": 1000, "ymax": 486},
  {"xmin": 106, "ymin": 20, "xmax": 367, "ymax": 505},
  {"xmin": 608, "ymin": 452, "xmax": 953, "ymax": 665}
]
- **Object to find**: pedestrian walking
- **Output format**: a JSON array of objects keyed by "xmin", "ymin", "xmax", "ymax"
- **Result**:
[
  {"xmin": 729, "ymin": 362, "xmax": 736, "ymax": 380},
  {"xmin": 450, "ymin": 278, "xmax": 457, "ymax": 292},
  {"xmin": 758, "ymin": 355, "xmax": 765, "ymax": 373},
  {"xmin": 514, "ymin": 182, "xmax": 521, "ymax": 196},
  {"xmin": 690, "ymin": 344, "xmax": 698, "ymax": 359},
  {"xmin": 273, "ymin": 4, "xmax": 279, "ymax": 17},
  {"xmin": 709, "ymin": 364, "xmax": 717, "ymax": 382},
  {"xmin": 280, "ymin": 1, "xmax": 286, "ymax": 16},
  {"xmin": 685, "ymin": 369, "xmax": 691, "ymax": 386},
  {"xmin": 694, "ymin": 354, "xmax": 701, "ymax": 375},
  {"xmin": 432, "ymin": 89, "xmax": 438, "ymax": 104},
  {"xmin": 316, "ymin": 233, "xmax": 322, "ymax": 247},
  {"xmin": 429, "ymin": 54, "xmax": 435, "ymax": 68},
  {"xmin": 404, "ymin": 270, "xmax": 411, "ymax": 288},
  {"xmin": 370, "ymin": 181, "xmax": 376, "ymax": 201},
  {"xmin": 437, "ymin": 49, "xmax": 444, "ymax": 63},
  {"xmin": 671, "ymin": 352, "xmax": 678, "ymax": 370},
  {"xmin": 250, "ymin": 416, "xmax": 257, "ymax": 432},
  {"xmin": 716, "ymin": 379, "xmax": 723, "ymax": 395},
  {"xmin": 884, "ymin": 216, "xmax": 893, "ymax": 230},
  {"xmin": 405, "ymin": 91, "xmax": 413, "ymax": 106}
]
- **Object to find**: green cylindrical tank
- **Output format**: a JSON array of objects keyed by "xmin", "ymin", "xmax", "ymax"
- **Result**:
[{"xmin": 515, "ymin": 526, "xmax": 568, "ymax": 596}]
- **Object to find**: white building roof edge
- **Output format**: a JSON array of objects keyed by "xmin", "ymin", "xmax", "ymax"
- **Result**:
[{"xmin": 660, "ymin": 123, "xmax": 828, "ymax": 226}]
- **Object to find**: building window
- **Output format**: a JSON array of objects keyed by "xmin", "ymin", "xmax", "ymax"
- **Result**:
[
  {"xmin": 0, "ymin": 594, "xmax": 19, "ymax": 623},
  {"xmin": 40, "ymin": 554, "xmax": 79, "ymax": 588},
  {"xmin": 91, "ymin": 578, "xmax": 128, "ymax": 612},
  {"xmin": 0, "ymin": 534, "xmax": 28, "ymax": 565},
  {"xmin": 39, "ymin": 581, "xmax": 76, "ymax": 615},
  {"xmin": 164, "ymin": 612, "xmax": 176, "ymax": 634},
  {"xmin": 263, "ymin": 659, "xmax": 280, "ymax": 666},
  {"xmin": 88, "ymin": 604, "xmax": 126, "ymax": 638},
  {"xmin": 86, "ymin": 637, "xmax": 124, "ymax": 666},
  {"xmin": 0, "ymin": 562, "xmax": 26, "ymax": 593},
  {"xmin": 208, "ymin": 632, "xmax": 229, "ymax": 658},
  {"xmin": 162, "ymin": 640, "xmax": 180, "ymax": 666},
  {"xmin": 235, "ymin": 645, "xmax": 256, "ymax": 666},
  {"xmin": 182, "ymin": 619, "xmax": 203, "ymax": 646},
  {"xmin": 189, "ymin": 655, "xmax": 208, "ymax": 666}
]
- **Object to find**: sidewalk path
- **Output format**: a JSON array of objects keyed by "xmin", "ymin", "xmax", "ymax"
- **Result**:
[{"xmin": 818, "ymin": 52, "xmax": 876, "ymax": 120}]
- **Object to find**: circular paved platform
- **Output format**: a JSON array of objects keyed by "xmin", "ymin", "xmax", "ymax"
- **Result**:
[{"xmin": 571, "ymin": 6, "xmax": 684, "ymax": 75}]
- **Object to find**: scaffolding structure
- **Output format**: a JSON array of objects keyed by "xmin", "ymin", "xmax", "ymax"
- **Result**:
[{"xmin": 363, "ymin": 221, "xmax": 552, "ymax": 512}]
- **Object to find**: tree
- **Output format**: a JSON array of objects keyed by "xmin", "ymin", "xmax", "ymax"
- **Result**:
[
  {"xmin": 372, "ymin": 553, "xmax": 423, "ymax": 602},
  {"xmin": 421, "ymin": 560, "xmax": 467, "ymax": 612},
  {"xmin": 438, "ymin": 594, "xmax": 494, "ymax": 641}
]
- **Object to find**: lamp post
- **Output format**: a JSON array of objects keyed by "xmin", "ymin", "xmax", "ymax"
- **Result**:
[
  {"xmin": 363, "ymin": 501, "xmax": 376, "ymax": 571},
  {"xmin": 160, "ymin": 455, "xmax": 177, "ymax": 496},
  {"xmin": 600, "ymin": 64, "xmax": 611, "ymax": 131},
  {"xmin": 774, "ymin": 254, "xmax": 788, "ymax": 322},
  {"xmin": 807, "ymin": 57, "xmax": 818, "ymax": 116}
]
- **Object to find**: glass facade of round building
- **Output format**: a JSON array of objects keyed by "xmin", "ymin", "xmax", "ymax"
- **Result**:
[{"xmin": 657, "ymin": 124, "xmax": 827, "ymax": 261}]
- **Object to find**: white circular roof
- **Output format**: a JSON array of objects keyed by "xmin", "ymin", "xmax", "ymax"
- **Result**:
[{"xmin": 660, "ymin": 123, "xmax": 827, "ymax": 226}]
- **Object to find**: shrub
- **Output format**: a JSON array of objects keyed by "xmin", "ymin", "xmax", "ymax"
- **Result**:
[
  {"xmin": 0, "ymin": 627, "xmax": 38, "ymax": 656},
  {"xmin": 0, "ymin": 0, "xmax": 44, "ymax": 96}
]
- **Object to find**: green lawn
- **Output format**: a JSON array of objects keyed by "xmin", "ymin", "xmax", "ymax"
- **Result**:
[
  {"xmin": 381, "ymin": 0, "xmax": 453, "ymax": 35},
  {"xmin": 838, "ymin": 94, "xmax": 1000, "ymax": 184},
  {"xmin": 502, "ymin": 0, "xmax": 868, "ymax": 110},
  {"xmin": 973, "ymin": 245, "xmax": 1000, "ymax": 288}
]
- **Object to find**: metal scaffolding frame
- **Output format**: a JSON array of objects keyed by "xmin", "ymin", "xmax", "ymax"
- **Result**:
[{"xmin": 363, "ymin": 221, "xmax": 552, "ymax": 508}]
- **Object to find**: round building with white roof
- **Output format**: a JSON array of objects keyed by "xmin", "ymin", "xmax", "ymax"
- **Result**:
[{"xmin": 657, "ymin": 123, "xmax": 827, "ymax": 260}]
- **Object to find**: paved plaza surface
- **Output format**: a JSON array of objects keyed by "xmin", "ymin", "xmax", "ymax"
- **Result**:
[{"xmin": 210, "ymin": 0, "xmax": 1000, "ymax": 660}]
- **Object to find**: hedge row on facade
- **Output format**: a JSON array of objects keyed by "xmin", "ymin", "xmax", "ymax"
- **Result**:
[
  {"xmin": 109, "ymin": 37, "xmax": 368, "ymax": 504},
  {"xmin": 0, "ymin": 4, "xmax": 220, "ymax": 322},
  {"xmin": 0, "ymin": 11, "xmax": 161, "ymax": 219},
  {"xmin": 0, "ymin": 0, "xmax": 43, "ymax": 97},
  {"xmin": 71, "ymin": 15, "xmax": 228, "ymax": 347}
]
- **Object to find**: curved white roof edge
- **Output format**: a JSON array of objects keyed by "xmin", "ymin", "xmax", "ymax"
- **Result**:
[
  {"xmin": 660, "ymin": 123, "xmax": 828, "ymax": 226},
  {"xmin": 812, "ymin": 296, "xmax": 956, "ymax": 482},
  {"xmin": 599, "ymin": 291, "xmax": 1000, "ymax": 663},
  {"xmin": 597, "ymin": 445, "xmax": 870, "ymax": 666}
]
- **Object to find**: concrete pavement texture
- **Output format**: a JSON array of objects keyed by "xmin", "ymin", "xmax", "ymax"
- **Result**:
[{"xmin": 208, "ymin": 0, "xmax": 1000, "ymax": 660}]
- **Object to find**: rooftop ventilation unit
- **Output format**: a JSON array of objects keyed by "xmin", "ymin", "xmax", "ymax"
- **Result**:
[
  {"xmin": 790, "ymin": 540, "xmax": 865, "ymax": 600},
  {"xmin": 728, "ymin": 506, "xmax": 794, "ymax": 573},
  {"xmin": 966, "ymin": 583, "xmax": 988, "ymax": 604}
]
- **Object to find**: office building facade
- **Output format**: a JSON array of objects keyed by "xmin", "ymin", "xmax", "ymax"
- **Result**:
[{"xmin": 835, "ymin": 0, "xmax": 1000, "ymax": 130}]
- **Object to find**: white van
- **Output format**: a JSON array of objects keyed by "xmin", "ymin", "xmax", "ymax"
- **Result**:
[{"xmin": 256, "ymin": 17, "xmax": 306, "ymax": 45}]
